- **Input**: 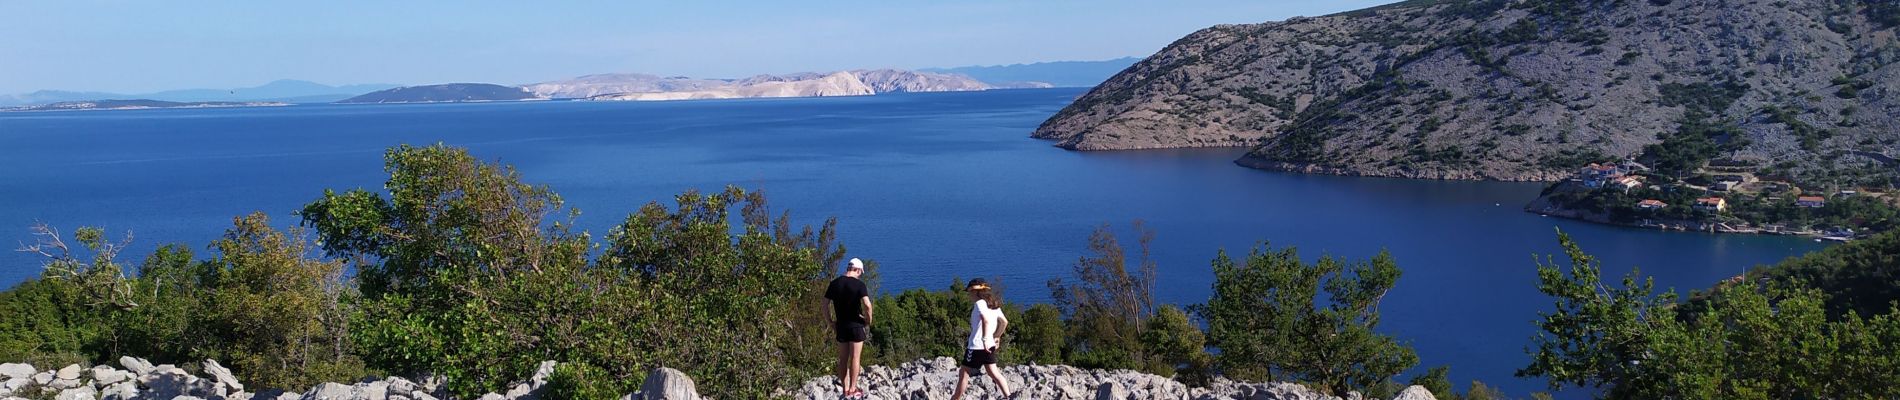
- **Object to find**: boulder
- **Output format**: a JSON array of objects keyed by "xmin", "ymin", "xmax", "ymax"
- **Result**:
[
  {"xmin": 118, "ymin": 357, "xmax": 154, "ymax": 376},
  {"xmin": 142, "ymin": 366, "xmax": 201, "ymax": 399},
  {"xmin": 639, "ymin": 368, "xmax": 700, "ymax": 400},
  {"xmin": 91, "ymin": 366, "xmax": 130, "ymax": 385},
  {"xmin": 54, "ymin": 386, "xmax": 95, "ymax": 400},
  {"xmin": 204, "ymin": 359, "xmax": 246, "ymax": 393},
  {"xmin": 1, "ymin": 378, "xmax": 32, "ymax": 395},
  {"xmin": 100, "ymin": 381, "xmax": 139, "ymax": 400},
  {"xmin": 31, "ymin": 372, "xmax": 52, "ymax": 386},
  {"xmin": 302, "ymin": 382, "xmax": 354, "ymax": 400},
  {"xmin": 53, "ymin": 365, "xmax": 81, "ymax": 381},
  {"xmin": 0, "ymin": 364, "xmax": 33, "ymax": 380},
  {"xmin": 1390, "ymin": 386, "xmax": 1437, "ymax": 400}
]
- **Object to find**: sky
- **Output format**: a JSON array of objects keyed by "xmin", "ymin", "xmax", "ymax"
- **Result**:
[{"xmin": 0, "ymin": 1, "xmax": 1396, "ymax": 94}]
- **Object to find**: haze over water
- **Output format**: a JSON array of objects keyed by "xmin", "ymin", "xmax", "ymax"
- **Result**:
[{"xmin": 0, "ymin": 88, "xmax": 1827, "ymax": 395}]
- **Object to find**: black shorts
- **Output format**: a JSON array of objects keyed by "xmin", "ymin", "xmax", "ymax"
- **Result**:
[
  {"xmin": 961, "ymin": 348, "xmax": 996, "ymax": 369},
  {"xmin": 835, "ymin": 323, "xmax": 868, "ymax": 343}
]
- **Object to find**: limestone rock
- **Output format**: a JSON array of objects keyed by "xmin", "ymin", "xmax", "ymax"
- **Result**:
[
  {"xmin": 118, "ymin": 357, "xmax": 154, "ymax": 376},
  {"xmin": 530, "ymin": 361, "xmax": 558, "ymax": 388},
  {"xmin": 1096, "ymin": 381, "xmax": 1129, "ymax": 400},
  {"xmin": 53, "ymin": 365, "xmax": 81, "ymax": 381},
  {"xmin": 204, "ymin": 359, "xmax": 246, "ymax": 393},
  {"xmin": 0, "ymin": 364, "xmax": 33, "ymax": 380},
  {"xmin": 639, "ymin": 368, "xmax": 700, "ymax": 400},
  {"xmin": 91, "ymin": 365, "xmax": 129, "ymax": 385},
  {"xmin": 1390, "ymin": 386, "xmax": 1436, "ymax": 400},
  {"xmin": 302, "ymin": 382, "xmax": 354, "ymax": 400},
  {"xmin": 54, "ymin": 385, "xmax": 95, "ymax": 400},
  {"xmin": 100, "ymin": 381, "xmax": 139, "ymax": 400}
]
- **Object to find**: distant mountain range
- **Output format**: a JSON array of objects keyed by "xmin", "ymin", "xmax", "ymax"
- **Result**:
[
  {"xmin": 0, "ymin": 80, "xmax": 399, "ymax": 106},
  {"xmin": 4, "ymin": 100, "xmax": 290, "ymax": 112},
  {"xmin": 922, "ymin": 57, "xmax": 1140, "ymax": 88}
]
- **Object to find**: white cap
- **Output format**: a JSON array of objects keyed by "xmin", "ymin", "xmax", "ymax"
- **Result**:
[{"xmin": 846, "ymin": 258, "xmax": 865, "ymax": 273}]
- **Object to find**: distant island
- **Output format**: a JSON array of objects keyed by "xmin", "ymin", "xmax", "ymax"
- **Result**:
[
  {"xmin": 3, "ymin": 99, "xmax": 289, "ymax": 112},
  {"xmin": 336, "ymin": 83, "xmax": 542, "ymax": 104}
]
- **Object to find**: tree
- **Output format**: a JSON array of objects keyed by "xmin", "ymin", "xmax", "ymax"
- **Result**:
[
  {"xmin": 1048, "ymin": 222, "xmax": 1158, "ymax": 371},
  {"xmin": 1522, "ymin": 230, "xmax": 1900, "ymax": 399},
  {"xmin": 1011, "ymin": 304, "xmax": 1067, "ymax": 366},
  {"xmin": 1192, "ymin": 243, "xmax": 1417, "ymax": 395},
  {"xmin": 201, "ymin": 213, "xmax": 363, "ymax": 390}
]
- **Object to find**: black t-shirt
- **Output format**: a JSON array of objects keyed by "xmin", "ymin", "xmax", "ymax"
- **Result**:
[{"xmin": 826, "ymin": 276, "xmax": 869, "ymax": 327}]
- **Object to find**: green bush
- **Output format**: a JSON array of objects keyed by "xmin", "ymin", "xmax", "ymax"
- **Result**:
[{"xmin": 543, "ymin": 362, "xmax": 633, "ymax": 400}]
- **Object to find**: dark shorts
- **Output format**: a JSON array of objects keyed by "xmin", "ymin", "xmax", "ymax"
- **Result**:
[
  {"xmin": 961, "ymin": 348, "xmax": 996, "ymax": 369},
  {"xmin": 835, "ymin": 323, "xmax": 868, "ymax": 343}
]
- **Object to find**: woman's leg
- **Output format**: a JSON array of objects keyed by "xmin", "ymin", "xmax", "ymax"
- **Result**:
[
  {"xmin": 951, "ymin": 367, "xmax": 971, "ymax": 400},
  {"xmin": 984, "ymin": 364, "xmax": 1011, "ymax": 396}
]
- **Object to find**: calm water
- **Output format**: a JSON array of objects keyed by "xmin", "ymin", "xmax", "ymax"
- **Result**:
[{"xmin": 0, "ymin": 88, "xmax": 1826, "ymax": 395}]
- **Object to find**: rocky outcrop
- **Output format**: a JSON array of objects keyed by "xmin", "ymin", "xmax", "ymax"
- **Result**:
[
  {"xmin": 792, "ymin": 357, "xmax": 1434, "ymax": 400},
  {"xmin": 1036, "ymin": 0, "xmax": 1900, "ymax": 183},
  {"xmin": 848, "ymin": 69, "xmax": 993, "ymax": 93},
  {"xmin": 0, "ymin": 358, "xmax": 702, "ymax": 400}
]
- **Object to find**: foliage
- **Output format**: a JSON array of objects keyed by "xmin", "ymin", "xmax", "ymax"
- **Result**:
[
  {"xmin": 1521, "ymin": 230, "xmax": 1900, "ymax": 398},
  {"xmin": 1048, "ymin": 222, "xmax": 1160, "ymax": 373},
  {"xmin": 1139, "ymin": 305, "xmax": 1213, "ymax": 385},
  {"xmin": 1011, "ymin": 304, "xmax": 1067, "ymax": 365},
  {"xmin": 200, "ymin": 213, "xmax": 364, "ymax": 390},
  {"xmin": 543, "ymin": 362, "xmax": 634, "ymax": 400},
  {"xmin": 302, "ymin": 144, "xmax": 838, "ymax": 398},
  {"xmin": 1192, "ymin": 243, "xmax": 1417, "ymax": 395}
]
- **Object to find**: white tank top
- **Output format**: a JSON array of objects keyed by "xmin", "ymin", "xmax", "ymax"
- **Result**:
[{"xmin": 967, "ymin": 299, "xmax": 1006, "ymax": 350}]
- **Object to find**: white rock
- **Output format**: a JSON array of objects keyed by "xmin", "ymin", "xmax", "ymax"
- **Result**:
[
  {"xmin": 302, "ymin": 382, "xmax": 354, "ymax": 400},
  {"xmin": 31, "ymin": 372, "xmax": 52, "ymax": 386},
  {"xmin": 0, "ymin": 364, "xmax": 33, "ymax": 380},
  {"xmin": 117, "ymin": 357, "xmax": 153, "ymax": 376},
  {"xmin": 531, "ymin": 361, "xmax": 558, "ymax": 388},
  {"xmin": 90, "ymin": 366, "xmax": 129, "ymax": 385},
  {"xmin": 53, "ymin": 365, "xmax": 81, "ymax": 381},
  {"xmin": 54, "ymin": 385, "xmax": 95, "ymax": 400},
  {"xmin": 639, "ymin": 368, "xmax": 700, "ymax": 400},
  {"xmin": 204, "ymin": 359, "xmax": 245, "ymax": 393},
  {"xmin": 100, "ymin": 381, "xmax": 139, "ymax": 400},
  {"xmin": 1096, "ymin": 381, "xmax": 1129, "ymax": 400},
  {"xmin": 477, "ymin": 393, "xmax": 506, "ymax": 400},
  {"xmin": 1, "ymin": 377, "xmax": 31, "ymax": 395},
  {"xmin": 1390, "ymin": 385, "xmax": 1437, "ymax": 400}
]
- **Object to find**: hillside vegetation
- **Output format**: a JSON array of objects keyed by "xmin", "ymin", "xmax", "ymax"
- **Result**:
[{"xmin": 1035, "ymin": 0, "xmax": 1900, "ymax": 185}]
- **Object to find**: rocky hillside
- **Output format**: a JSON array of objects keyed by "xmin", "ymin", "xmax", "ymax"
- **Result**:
[
  {"xmin": 1035, "ymin": 0, "xmax": 1900, "ymax": 182},
  {"xmin": 338, "ymin": 84, "xmax": 542, "ymax": 104},
  {"xmin": 0, "ymin": 356, "xmax": 1439, "ymax": 400}
]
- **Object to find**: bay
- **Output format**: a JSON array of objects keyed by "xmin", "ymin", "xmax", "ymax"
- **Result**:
[{"xmin": 0, "ymin": 88, "xmax": 1827, "ymax": 395}]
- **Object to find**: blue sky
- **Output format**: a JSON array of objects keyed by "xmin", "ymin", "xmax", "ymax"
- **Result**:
[{"xmin": 0, "ymin": 1, "xmax": 1395, "ymax": 94}]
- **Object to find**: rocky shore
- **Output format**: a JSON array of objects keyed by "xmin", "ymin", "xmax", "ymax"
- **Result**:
[
  {"xmin": 1234, "ymin": 158, "xmax": 1568, "ymax": 182},
  {"xmin": 2, "ymin": 357, "xmax": 1436, "ymax": 400}
]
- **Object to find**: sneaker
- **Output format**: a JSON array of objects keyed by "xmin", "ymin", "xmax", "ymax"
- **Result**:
[{"xmin": 846, "ymin": 389, "xmax": 867, "ymax": 399}]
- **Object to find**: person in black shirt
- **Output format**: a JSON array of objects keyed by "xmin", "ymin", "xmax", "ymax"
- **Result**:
[{"xmin": 823, "ymin": 258, "xmax": 874, "ymax": 399}]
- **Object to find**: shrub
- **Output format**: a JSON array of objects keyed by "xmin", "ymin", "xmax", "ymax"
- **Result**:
[
  {"xmin": 1048, "ymin": 222, "xmax": 1159, "ymax": 372},
  {"xmin": 543, "ymin": 362, "xmax": 633, "ymax": 400}
]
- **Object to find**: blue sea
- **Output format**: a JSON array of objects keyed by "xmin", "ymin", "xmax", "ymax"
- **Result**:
[{"xmin": 0, "ymin": 88, "xmax": 1827, "ymax": 396}]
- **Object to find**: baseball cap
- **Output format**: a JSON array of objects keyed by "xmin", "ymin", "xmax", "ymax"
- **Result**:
[
  {"xmin": 967, "ymin": 278, "xmax": 989, "ymax": 290},
  {"xmin": 845, "ymin": 258, "xmax": 865, "ymax": 274}
]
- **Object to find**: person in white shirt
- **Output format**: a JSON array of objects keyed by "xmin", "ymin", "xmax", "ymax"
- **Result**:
[{"xmin": 953, "ymin": 278, "xmax": 1012, "ymax": 399}]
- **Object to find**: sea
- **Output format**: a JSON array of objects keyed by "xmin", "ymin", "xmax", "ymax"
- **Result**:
[{"xmin": 0, "ymin": 88, "xmax": 1828, "ymax": 396}]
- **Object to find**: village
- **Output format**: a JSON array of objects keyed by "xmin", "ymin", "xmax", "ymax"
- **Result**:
[{"xmin": 1529, "ymin": 160, "xmax": 1897, "ymax": 241}]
